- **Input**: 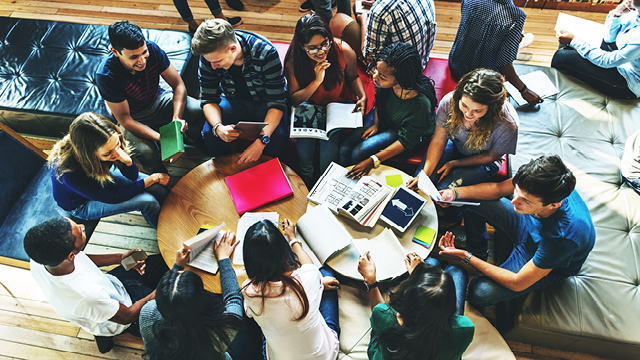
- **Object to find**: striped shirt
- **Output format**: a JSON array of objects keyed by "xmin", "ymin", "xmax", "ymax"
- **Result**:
[
  {"xmin": 363, "ymin": 0, "xmax": 437, "ymax": 69},
  {"xmin": 448, "ymin": 0, "xmax": 525, "ymax": 79},
  {"xmin": 96, "ymin": 41, "xmax": 169, "ymax": 114},
  {"xmin": 199, "ymin": 30, "xmax": 287, "ymax": 112}
]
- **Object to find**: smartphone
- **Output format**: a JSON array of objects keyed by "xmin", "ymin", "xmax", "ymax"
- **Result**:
[{"xmin": 121, "ymin": 250, "xmax": 148, "ymax": 271}]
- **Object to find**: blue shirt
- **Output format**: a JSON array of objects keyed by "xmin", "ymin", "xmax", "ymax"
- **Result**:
[
  {"xmin": 96, "ymin": 41, "xmax": 170, "ymax": 114},
  {"xmin": 571, "ymin": 11, "xmax": 640, "ymax": 98},
  {"xmin": 448, "ymin": 0, "xmax": 525, "ymax": 79},
  {"xmin": 526, "ymin": 190, "xmax": 596, "ymax": 278}
]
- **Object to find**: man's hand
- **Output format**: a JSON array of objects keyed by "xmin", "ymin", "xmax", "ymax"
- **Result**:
[
  {"xmin": 405, "ymin": 252, "xmax": 423, "ymax": 275},
  {"xmin": 362, "ymin": 0, "xmax": 376, "ymax": 7},
  {"xmin": 121, "ymin": 249, "xmax": 146, "ymax": 275},
  {"xmin": 353, "ymin": 97, "xmax": 367, "ymax": 116},
  {"xmin": 437, "ymin": 188, "xmax": 455, "ymax": 208},
  {"xmin": 175, "ymin": 247, "xmax": 191, "ymax": 267},
  {"xmin": 521, "ymin": 88, "xmax": 543, "ymax": 106},
  {"xmin": 346, "ymin": 158, "xmax": 374, "ymax": 179},
  {"xmin": 283, "ymin": 218, "xmax": 296, "ymax": 241},
  {"xmin": 358, "ymin": 251, "xmax": 377, "ymax": 284},
  {"xmin": 436, "ymin": 161, "xmax": 457, "ymax": 182},
  {"xmin": 217, "ymin": 124, "xmax": 241, "ymax": 143},
  {"xmin": 322, "ymin": 276, "xmax": 340, "ymax": 290},
  {"xmin": 238, "ymin": 140, "xmax": 265, "ymax": 164},
  {"xmin": 314, "ymin": 61, "xmax": 331, "ymax": 84},
  {"xmin": 614, "ymin": 0, "xmax": 633, "ymax": 16},
  {"xmin": 173, "ymin": 119, "xmax": 188, "ymax": 134},
  {"xmin": 362, "ymin": 124, "xmax": 378, "ymax": 139},
  {"xmin": 438, "ymin": 231, "xmax": 467, "ymax": 260},
  {"xmin": 556, "ymin": 29, "xmax": 575, "ymax": 45},
  {"xmin": 214, "ymin": 230, "xmax": 239, "ymax": 260}
]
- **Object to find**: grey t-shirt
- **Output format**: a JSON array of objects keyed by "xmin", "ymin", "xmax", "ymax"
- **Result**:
[{"xmin": 435, "ymin": 91, "xmax": 519, "ymax": 157}]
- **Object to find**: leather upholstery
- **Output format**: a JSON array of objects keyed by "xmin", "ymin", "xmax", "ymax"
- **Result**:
[
  {"xmin": 500, "ymin": 64, "xmax": 640, "ymax": 359},
  {"xmin": 0, "ymin": 17, "xmax": 194, "ymax": 138}
]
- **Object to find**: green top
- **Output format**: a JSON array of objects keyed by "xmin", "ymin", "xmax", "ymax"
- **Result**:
[
  {"xmin": 367, "ymin": 303, "xmax": 475, "ymax": 360},
  {"xmin": 375, "ymin": 88, "xmax": 436, "ymax": 150}
]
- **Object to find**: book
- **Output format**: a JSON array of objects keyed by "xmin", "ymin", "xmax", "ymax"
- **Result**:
[
  {"xmin": 504, "ymin": 71, "xmax": 560, "ymax": 107},
  {"xmin": 307, "ymin": 162, "xmax": 359, "ymax": 213},
  {"xmin": 297, "ymin": 205, "xmax": 353, "ymax": 264},
  {"xmin": 232, "ymin": 212, "xmax": 279, "ymax": 265},
  {"xmin": 225, "ymin": 158, "xmax": 294, "ymax": 215},
  {"xmin": 337, "ymin": 176, "xmax": 393, "ymax": 227},
  {"xmin": 235, "ymin": 122, "xmax": 267, "ymax": 139},
  {"xmin": 417, "ymin": 170, "xmax": 480, "ymax": 207},
  {"xmin": 182, "ymin": 222, "xmax": 226, "ymax": 275},
  {"xmin": 380, "ymin": 185, "xmax": 427, "ymax": 233},
  {"xmin": 290, "ymin": 102, "xmax": 363, "ymax": 140},
  {"xmin": 352, "ymin": 229, "xmax": 408, "ymax": 280},
  {"xmin": 159, "ymin": 121, "xmax": 185, "ymax": 163}
]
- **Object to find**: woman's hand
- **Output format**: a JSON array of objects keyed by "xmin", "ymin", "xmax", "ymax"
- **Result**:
[
  {"xmin": 322, "ymin": 276, "xmax": 340, "ymax": 290},
  {"xmin": 115, "ymin": 147, "xmax": 132, "ymax": 166},
  {"xmin": 436, "ymin": 161, "xmax": 457, "ymax": 182},
  {"xmin": 362, "ymin": 124, "xmax": 378, "ymax": 139},
  {"xmin": 358, "ymin": 251, "xmax": 377, "ymax": 284},
  {"xmin": 314, "ymin": 61, "xmax": 331, "ymax": 84},
  {"xmin": 283, "ymin": 218, "xmax": 296, "ymax": 241},
  {"xmin": 556, "ymin": 29, "xmax": 575, "ymax": 45},
  {"xmin": 405, "ymin": 252, "xmax": 423, "ymax": 275},
  {"xmin": 406, "ymin": 176, "xmax": 419, "ymax": 191},
  {"xmin": 214, "ymin": 230, "xmax": 239, "ymax": 260},
  {"xmin": 353, "ymin": 97, "xmax": 367, "ymax": 116},
  {"xmin": 175, "ymin": 247, "xmax": 191, "ymax": 267},
  {"xmin": 346, "ymin": 158, "xmax": 374, "ymax": 179},
  {"xmin": 143, "ymin": 173, "xmax": 170, "ymax": 188}
]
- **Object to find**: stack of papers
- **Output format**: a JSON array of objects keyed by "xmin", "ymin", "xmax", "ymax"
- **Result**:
[{"xmin": 505, "ymin": 71, "xmax": 559, "ymax": 107}]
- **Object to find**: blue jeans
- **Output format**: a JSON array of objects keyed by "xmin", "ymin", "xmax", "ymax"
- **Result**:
[
  {"xmin": 70, "ymin": 169, "xmax": 167, "ymax": 229},
  {"xmin": 424, "ymin": 258, "xmax": 468, "ymax": 316},
  {"xmin": 415, "ymin": 140, "xmax": 500, "ymax": 222},
  {"xmin": 338, "ymin": 110, "xmax": 399, "ymax": 166},
  {"xmin": 624, "ymin": 175, "xmax": 640, "ymax": 195},
  {"xmin": 173, "ymin": 0, "xmax": 221, "ymax": 22},
  {"xmin": 296, "ymin": 129, "xmax": 340, "ymax": 182},
  {"xmin": 461, "ymin": 198, "xmax": 567, "ymax": 307},
  {"xmin": 319, "ymin": 267, "xmax": 340, "ymax": 337},
  {"xmin": 202, "ymin": 97, "xmax": 289, "ymax": 159}
]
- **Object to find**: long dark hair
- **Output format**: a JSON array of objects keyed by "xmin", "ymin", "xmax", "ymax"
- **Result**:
[
  {"xmin": 242, "ymin": 220, "xmax": 310, "ymax": 321},
  {"xmin": 377, "ymin": 262, "xmax": 457, "ymax": 360},
  {"xmin": 374, "ymin": 42, "xmax": 438, "ymax": 111},
  {"xmin": 284, "ymin": 13, "xmax": 344, "ymax": 91},
  {"xmin": 145, "ymin": 269, "xmax": 242, "ymax": 360}
]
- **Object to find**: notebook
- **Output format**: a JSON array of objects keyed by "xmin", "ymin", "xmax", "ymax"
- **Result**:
[{"xmin": 225, "ymin": 158, "xmax": 294, "ymax": 215}]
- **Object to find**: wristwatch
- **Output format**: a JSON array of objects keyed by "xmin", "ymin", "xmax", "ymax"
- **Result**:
[
  {"xmin": 462, "ymin": 251, "xmax": 472, "ymax": 265},
  {"xmin": 259, "ymin": 134, "xmax": 270, "ymax": 145},
  {"xmin": 289, "ymin": 238, "xmax": 302, "ymax": 248},
  {"xmin": 363, "ymin": 281, "xmax": 378, "ymax": 292},
  {"xmin": 370, "ymin": 155, "xmax": 381, "ymax": 169}
]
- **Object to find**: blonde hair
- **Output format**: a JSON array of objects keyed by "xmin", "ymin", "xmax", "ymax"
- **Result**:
[
  {"xmin": 49, "ymin": 112, "xmax": 131, "ymax": 185},
  {"xmin": 191, "ymin": 19, "xmax": 237, "ymax": 55},
  {"xmin": 446, "ymin": 69, "xmax": 511, "ymax": 151}
]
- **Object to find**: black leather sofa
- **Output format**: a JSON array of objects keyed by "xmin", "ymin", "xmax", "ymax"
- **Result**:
[{"xmin": 0, "ymin": 17, "xmax": 197, "ymax": 138}]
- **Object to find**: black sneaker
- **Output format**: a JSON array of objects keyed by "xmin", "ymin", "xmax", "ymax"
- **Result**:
[
  {"xmin": 299, "ymin": 0, "xmax": 314, "ymax": 12},
  {"xmin": 94, "ymin": 336, "xmax": 114, "ymax": 354},
  {"xmin": 227, "ymin": 16, "xmax": 243, "ymax": 27},
  {"xmin": 225, "ymin": 0, "xmax": 244, "ymax": 11}
]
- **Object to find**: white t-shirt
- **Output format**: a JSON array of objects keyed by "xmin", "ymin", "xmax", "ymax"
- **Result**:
[
  {"xmin": 242, "ymin": 264, "xmax": 339, "ymax": 360},
  {"xmin": 30, "ymin": 251, "xmax": 132, "ymax": 336}
]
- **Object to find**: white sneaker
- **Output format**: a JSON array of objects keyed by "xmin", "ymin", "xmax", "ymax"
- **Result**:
[{"xmin": 519, "ymin": 33, "xmax": 534, "ymax": 50}]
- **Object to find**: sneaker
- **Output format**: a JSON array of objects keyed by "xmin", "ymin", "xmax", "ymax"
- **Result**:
[
  {"xmin": 519, "ymin": 33, "xmax": 534, "ymax": 50},
  {"xmin": 94, "ymin": 336, "xmax": 114, "ymax": 354},
  {"xmin": 299, "ymin": 0, "xmax": 314, "ymax": 12},
  {"xmin": 227, "ymin": 16, "xmax": 243, "ymax": 27},
  {"xmin": 225, "ymin": 0, "xmax": 244, "ymax": 11}
]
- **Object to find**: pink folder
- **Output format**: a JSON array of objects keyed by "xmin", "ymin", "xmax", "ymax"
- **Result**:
[{"xmin": 225, "ymin": 158, "xmax": 294, "ymax": 215}]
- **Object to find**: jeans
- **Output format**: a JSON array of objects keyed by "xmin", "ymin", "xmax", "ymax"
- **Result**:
[
  {"xmin": 424, "ymin": 258, "xmax": 468, "ymax": 316},
  {"xmin": 296, "ymin": 129, "xmax": 340, "ymax": 182},
  {"xmin": 624, "ymin": 175, "xmax": 640, "ymax": 196},
  {"xmin": 173, "ymin": 0, "xmax": 221, "ymax": 22},
  {"xmin": 202, "ymin": 97, "xmax": 289, "ymax": 159},
  {"xmin": 551, "ymin": 41, "xmax": 637, "ymax": 99},
  {"xmin": 228, "ymin": 315, "xmax": 264, "ymax": 360},
  {"xmin": 311, "ymin": 0, "xmax": 352, "ymax": 22},
  {"xmin": 339, "ymin": 110, "xmax": 398, "ymax": 166},
  {"xmin": 415, "ymin": 140, "xmax": 500, "ymax": 222},
  {"xmin": 70, "ymin": 168, "xmax": 168, "ymax": 229},
  {"xmin": 319, "ymin": 267, "xmax": 340, "ymax": 337},
  {"xmin": 124, "ymin": 91, "xmax": 206, "ymax": 173},
  {"xmin": 460, "ymin": 198, "xmax": 567, "ymax": 307}
]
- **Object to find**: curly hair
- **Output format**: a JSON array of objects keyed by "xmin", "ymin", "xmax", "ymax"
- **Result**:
[
  {"xmin": 23, "ymin": 217, "xmax": 76, "ymax": 266},
  {"xmin": 447, "ymin": 69, "xmax": 510, "ymax": 151}
]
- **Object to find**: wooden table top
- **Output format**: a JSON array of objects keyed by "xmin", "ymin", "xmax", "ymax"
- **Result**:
[{"xmin": 157, "ymin": 154, "xmax": 308, "ymax": 293}]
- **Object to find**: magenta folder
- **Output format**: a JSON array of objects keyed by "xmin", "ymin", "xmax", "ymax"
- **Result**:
[{"xmin": 225, "ymin": 158, "xmax": 294, "ymax": 215}]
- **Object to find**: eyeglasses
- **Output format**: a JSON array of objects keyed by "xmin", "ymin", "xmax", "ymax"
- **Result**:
[{"xmin": 304, "ymin": 40, "xmax": 332, "ymax": 55}]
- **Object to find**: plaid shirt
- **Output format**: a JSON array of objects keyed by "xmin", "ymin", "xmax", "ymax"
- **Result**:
[
  {"xmin": 199, "ymin": 30, "xmax": 287, "ymax": 112},
  {"xmin": 363, "ymin": 0, "xmax": 436, "ymax": 69}
]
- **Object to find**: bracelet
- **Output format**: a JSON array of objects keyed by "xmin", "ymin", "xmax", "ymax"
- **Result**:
[
  {"xmin": 452, "ymin": 187, "xmax": 459, "ymax": 200},
  {"xmin": 154, "ymin": 174, "xmax": 159, "ymax": 182},
  {"xmin": 462, "ymin": 251, "xmax": 472, "ymax": 265},
  {"xmin": 289, "ymin": 238, "xmax": 302, "ymax": 248},
  {"xmin": 212, "ymin": 123, "xmax": 222, "ymax": 138},
  {"xmin": 519, "ymin": 84, "xmax": 528, "ymax": 93},
  {"xmin": 370, "ymin": 155, "xmax": 381, "ymax": 169}
]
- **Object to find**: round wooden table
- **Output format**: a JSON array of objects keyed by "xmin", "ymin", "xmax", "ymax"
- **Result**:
[{"xmin": 157, "ymin": 154, "xmax": 309, "ymax": 293}]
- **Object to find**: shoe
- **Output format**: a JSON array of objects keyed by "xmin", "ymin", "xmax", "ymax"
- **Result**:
[
  {"xmin": 227, "ymin": 16, "xmax": 243, "ymax": 27},
  {"xmin": 519, "ymin": 33, "xmax": 534, "ymax": 50},
  {"xmin": 188, "ymin": 25, "xmax": 198, "ymax": 34},
  {"xmin": 299, "ymin": 0, "xmax": 314, "ymax": 12},
  {"xmin": 225, "ymin": 0, "xmax": 244, "ymax": 11},
  {"xmin": 94, "ymin": 336, "xmax": 114, "ymax": 354}
]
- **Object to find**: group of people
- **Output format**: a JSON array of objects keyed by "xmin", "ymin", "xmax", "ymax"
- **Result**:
[{"xmin": 22, "ymin": 0, "xmax": 640, "ymax": 357}]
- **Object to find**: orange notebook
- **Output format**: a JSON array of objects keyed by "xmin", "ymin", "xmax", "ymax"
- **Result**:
[{"xmin": 225, "ymin": 158, "xmax": 294, "ymax": 215}]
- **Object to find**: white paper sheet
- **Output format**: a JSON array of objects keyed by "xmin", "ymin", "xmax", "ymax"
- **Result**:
[
  {"xmin": 417, "ymin": 171, "xmax": 480, "ymax": 207},
  {"xmin": 233, "ymin": 212, "xmax": 279, "ymax": 265},
  {"xmin": 555, "ymin": 12, "xmax": 605, "ymax": 48},
  {"xmin": 307, "ymin": 162, "xmax": 359, "ymax": 213},
  {"xmin": 352, "ymin": 228, "xmax": 408, "ymax": 281},
  {"xmin": 505, "ymin": 71, "xmax": 560, "ymax": 107}
]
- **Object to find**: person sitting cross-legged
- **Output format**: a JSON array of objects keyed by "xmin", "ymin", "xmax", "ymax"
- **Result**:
[
  {"xmin": 24, "ymin": 217, "xmax": 169, "ymax": 353},
  {"xmin": 436, "ymin": 155, "xmax": 596, "ymax": 307}
]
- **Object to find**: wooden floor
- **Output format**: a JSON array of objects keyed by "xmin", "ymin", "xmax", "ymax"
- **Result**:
[{"xmin": 0, "ymin": 0, "xmax": 616, "ymax": 358}]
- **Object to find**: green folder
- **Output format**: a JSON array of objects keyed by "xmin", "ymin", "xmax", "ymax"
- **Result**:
[{"xmin": 159, "ymin": 121, "xmax": 185, "ymax": 163}]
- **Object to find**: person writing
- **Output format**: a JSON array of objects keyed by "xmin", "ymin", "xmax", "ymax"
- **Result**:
[
  {"xmin": 285, "ymin": 14, "xmax": 366, "ymax": 186},
  {"xmin": 552, "ymin": 0, "xmax": 640, "ymax": 99},
  {"xmin": 49, "ymin": 112, "xmax": 168, "ymax": 228},
  {"xmin": 407, "ymin": 69, "xmax": 518, "ymax": 228},
  {"xmin": 339, "ymin": 42, "xmax": 437, "ymax": 179},
  {"xmin": 357, "ymin": 251, "xmax": 474, "ymax": 360}
]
